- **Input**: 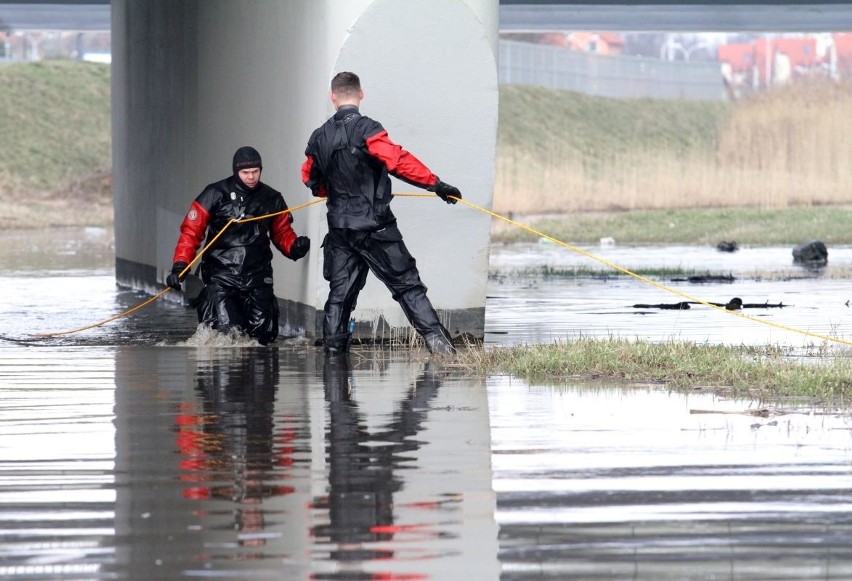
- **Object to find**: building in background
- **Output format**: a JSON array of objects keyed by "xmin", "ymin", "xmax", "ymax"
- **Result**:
[
  {"xmin": 523, "ymin": 31, "xmax": 625, "ymax": 56},
  {"xmin": 0, "ymin": 30, "xmax": 110, "ymax": 61},
  {"xmin": 718, "ymin": 32, "xmax": 852, "ymax": 96},
  {"xmin": 568, "ymin": 32, "xmax": 624, "ymax": 56}
]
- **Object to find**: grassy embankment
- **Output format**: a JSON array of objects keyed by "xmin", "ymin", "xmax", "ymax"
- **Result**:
[
  {"xmin": 4, "ymin": 60, "xmax": 851, "ymax": 242},
  {"xmin": 0, "ymin": 60, "xmax": 111, "ymax": 229},
  {"xmin": 494, "ymin": 82, "xmax": 852, "ymax": 245}
]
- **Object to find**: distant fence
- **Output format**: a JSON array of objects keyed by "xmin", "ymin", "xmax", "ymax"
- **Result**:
[{"xmin": 498, "ymin": 40, "xmax": 726, "ymax": 101}]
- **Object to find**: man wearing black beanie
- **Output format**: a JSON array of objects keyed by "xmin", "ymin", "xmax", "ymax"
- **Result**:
[{"xmin": 167, "ymin": 146, "xmax": 311, "ymax": 345}]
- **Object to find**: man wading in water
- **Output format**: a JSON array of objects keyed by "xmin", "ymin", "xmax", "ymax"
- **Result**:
[
  {"xmin": 302, "ymin": 71, "xmax": 461, "ymax": 356},
  {"xmin": 167, "ymin": 146, "xmax": 310, "ymax": 345}
]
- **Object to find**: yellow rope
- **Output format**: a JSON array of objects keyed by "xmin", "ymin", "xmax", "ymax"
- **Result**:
[
  {"xmin": 33, "ymin": 198, "xmax": 326, "ymax": 338},
  {"xmin": 31, "ymin": 191, "xmax": 852, "ymax": 346},
  {"xmin": 33, "ymin": 289, "xmax": 172, "ymax": 338},
  {"xmin": 396, "ymin": 192, "xmax": 852, "ymax": 347}
]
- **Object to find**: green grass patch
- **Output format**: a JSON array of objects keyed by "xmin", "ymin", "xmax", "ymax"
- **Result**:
[
  {"xmin": 537, "ymin": 265, "xmax": 724, "ymax": 279},
  {"xmin": 492, "ymin": 206, "xmax": 852, "ymax": 246},
  {"xmin": 498, "ymin": 84, "xmax": 728, "ymax": 161},
  {"xmin": 0, "ymin": 61, "xmax": 111, "ymax": 193},
  {"xmin": 459, "ymin": 338, "xmax": 852, "ymax": 400},
  {"xmin": 492, "ymin": 265, "xmax": 731, "ymax": 280}
]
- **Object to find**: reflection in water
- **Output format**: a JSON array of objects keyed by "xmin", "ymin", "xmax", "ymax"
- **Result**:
[
  {"xmin": 314, "ymin": 356, "xmax": 445, "ymax": 575},
  {"xmin": 111, "ymin": 346, "xmax": 498, "ymax": 579},
  {"xmin": 310, "ymin": 355, "xmax": 497, "ymax": 580},
  {"xmin": 318, "ymin": 356, "xmax": 397, "ymax": 560},
  {"xmin": 491, "ymin": 378, "xmax": 852, "ymax": 580},
  {"xmin": 9, "ymin": 229, "xmax": 852, "ymax": 579},
  {"xmin": 112, "ymin": 347, "xmax": 311, "ymax": 578},
  {"xmin": 179, "ymin": 350, "xmax": 295, "ymax": 553},
  {"xmin": 5, "ymin": 337, "xmax": 849, "ymax": 580}
]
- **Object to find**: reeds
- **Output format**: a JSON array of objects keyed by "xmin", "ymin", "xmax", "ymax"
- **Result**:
[{"xmin": 495, "ymin": 81, "xmax": 852, "ymax": 215}]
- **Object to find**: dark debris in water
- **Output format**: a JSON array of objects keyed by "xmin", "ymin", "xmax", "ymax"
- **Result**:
[
  {"xmin": 633, "ymin": 298, "xmax": 786, "ymax": 311},
  {"xmin": 670, "ymin": 274, "xmax": 735, "ymax": 283}
]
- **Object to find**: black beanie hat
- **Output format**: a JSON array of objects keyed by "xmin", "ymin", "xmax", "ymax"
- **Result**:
[{"xmin": 233, "ymin": 146, "xmax": 262, "ymax": 174}]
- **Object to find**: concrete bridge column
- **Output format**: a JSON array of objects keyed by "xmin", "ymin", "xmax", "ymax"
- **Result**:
[{"xmin": 112, "ymin": 0, "xmax": 498, "ymax": 341}]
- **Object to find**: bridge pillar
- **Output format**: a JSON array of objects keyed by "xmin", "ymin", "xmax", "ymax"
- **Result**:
[{"xmin": 112, "ymin": 0, "xmax": 498, "ymax": 341}]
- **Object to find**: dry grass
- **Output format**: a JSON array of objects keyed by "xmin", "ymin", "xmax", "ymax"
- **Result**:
[
  {"xmin": 0, "ymin": 170, "xmax": 113, "ymax": 229},
  {"xmin": 495, "ymin": 81, "xmax": 852, "ymax": 215},
  {"xmin": 716, "ymin": 82, "xmax": 852, "ymax": 207}
]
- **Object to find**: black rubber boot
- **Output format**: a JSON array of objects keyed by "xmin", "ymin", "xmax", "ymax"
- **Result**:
[
  {"xmin": 423, "ymin": 329, "xmax": 456, "ymax": 356},
  {"xmin": 324, "ymin": 332, "xmax": 351, "ymax": 356}
]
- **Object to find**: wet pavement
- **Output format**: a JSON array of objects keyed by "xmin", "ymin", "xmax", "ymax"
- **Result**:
[{"xmin": 1, "ymin": 228, "xmax": 852, "ymax": 579}]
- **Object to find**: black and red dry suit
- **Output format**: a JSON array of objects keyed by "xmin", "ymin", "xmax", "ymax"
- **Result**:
[
  {"xmin": 172, "ymin": 175, "xmax": 302, "ymax": 344},
  {"xmin": 301, "ymin": 105, "xmax": 453, "ymax": 353}
]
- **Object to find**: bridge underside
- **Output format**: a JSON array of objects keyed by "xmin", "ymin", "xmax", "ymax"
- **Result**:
[
  {"xmin": 501, "ymin": 3, "xmax": 852, "ymax": 32},
  {"xmin": 110, "ymin": 0, "xmax": 498, "ymax": 342},
  {"xmin": 2, "ymin": 2, "xmax": 852, "ymax": 32}
]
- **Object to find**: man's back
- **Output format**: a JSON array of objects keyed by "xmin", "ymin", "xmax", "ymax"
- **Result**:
[{"xmin": 306, "ymin": 107, "xmax": 395, "ymax": 231}]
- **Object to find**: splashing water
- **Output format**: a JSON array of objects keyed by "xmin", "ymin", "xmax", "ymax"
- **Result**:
[{"xmin": 174, "ymin": 324, "xmax": 264, "ymax": 348}]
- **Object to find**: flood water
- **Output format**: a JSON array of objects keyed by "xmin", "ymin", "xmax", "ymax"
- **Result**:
[
  {"xmin": 488, "ymin": 241, "xmax": 852, "ymax": 350},
  {"xmin": 2, "ymin": 228, "xmax": 852, "ymax": 580}
]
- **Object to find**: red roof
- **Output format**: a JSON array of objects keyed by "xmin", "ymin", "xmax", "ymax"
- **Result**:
[
  {"xmin": 538, "ymin": 32, "xmax": 569, "ymax": 48},
  {"xmin": 717, "ymin": 43, "xmax": 755, "ymax": 73},
  {"xmin": 719, "ymin": 37, "xmax": 823, "ymax": 79},
  {"xmin": 599, "ymin": 32, "xmax": 624, "ymax": 46}
]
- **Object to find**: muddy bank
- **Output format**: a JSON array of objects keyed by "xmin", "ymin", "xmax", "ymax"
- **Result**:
[{"xmin": 2, "ymin": 172, "xmax": 113, "ymax": 230}]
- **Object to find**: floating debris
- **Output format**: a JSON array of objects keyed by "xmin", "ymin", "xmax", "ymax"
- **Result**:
[
  {"xmin": 670, "ymin": 274, "xmax": 735, "ymax": 283},
  {"xmin": 633, "ymin": 297, "xmax": 785, "ymax": 310},
  {"xmin": 792, "ymin": 240, "xmax": 828, "ymax": 267},
  {"xmin": 633, "ymin": 301, "xmax": 692, "ymax": 310}
]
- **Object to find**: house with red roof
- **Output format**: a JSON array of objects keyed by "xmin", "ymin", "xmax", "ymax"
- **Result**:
[
  {"xmin": 521, "ymin": 31, "xmax": 625, "ymax": 56},
  {"xmin": 718, "ymin": 35, "xmax": 830, "ymax": 92},
  {"xmin": 568, "ymin": 32, "xmax": 624, "ymax": 56}
]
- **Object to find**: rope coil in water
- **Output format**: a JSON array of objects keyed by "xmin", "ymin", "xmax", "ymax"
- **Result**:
[{"xmin": 27, "ymin": 193, "xmax": 852, "ymax": 346}]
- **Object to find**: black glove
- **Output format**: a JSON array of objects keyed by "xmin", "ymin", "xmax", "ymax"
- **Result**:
[
  {"xmin": 166, "ymin": 262, "xmax": 188, "ymax": 290},
  {"xmin": 431, "ymin": 180, "xmax": 461, "ymax": 205},
  {"xmin": 290, "ymin": 236, "xmax": 310, "ymax": 261}
]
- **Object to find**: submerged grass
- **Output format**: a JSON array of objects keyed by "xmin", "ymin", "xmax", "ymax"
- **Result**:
[
  {"xmin": 510, "ymin": 265, "xmax": 732, "ymax": 279},
  {"xmin": 494, "ymin": 262, "xmax": 852, "ymax": 281},
  {"xmin": 457, "ymin": 338, "xmax": 852, "ymax": 400}
]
